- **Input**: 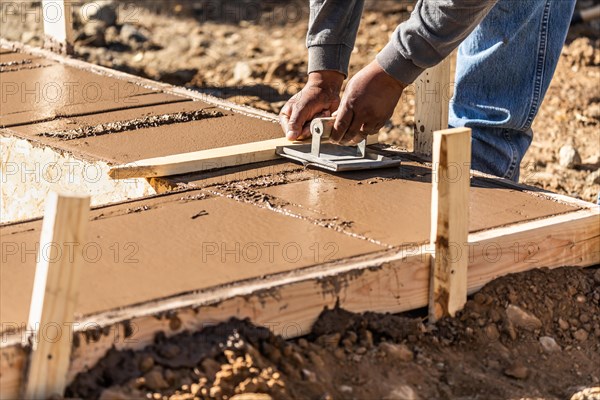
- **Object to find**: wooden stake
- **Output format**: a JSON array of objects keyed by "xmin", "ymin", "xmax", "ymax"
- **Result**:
[
  {"xmin": 42, "ymin": 0, "xmax": 74, "ymax": 55},
  {"xmin": 23, "ymin": 192, "xmax": 90, "ymax": 399},
  {"xmin": 414, "ymin": 57, "xmax": 452, "ymax": 158},
  {"xmin": 429, "ymin": 128, "xmax": 471, "ymax": 322}
]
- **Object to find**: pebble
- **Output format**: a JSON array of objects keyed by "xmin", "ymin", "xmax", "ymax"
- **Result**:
[
  {"xmin": 98, "ymin": 388, "xmax": 130, "ymax": 400},
  {"xmin": 120, "ymin": 23, "xmax": 148, "ymax": 44},
  {"xmin": 138, "ymin": 355, "xmax": 154, "ymax": 372},
  {"xmin": 308, "ymin": 351, "xmax": 325, "ymax": 368},
  {"xmin": 104, "ymin": 26, "xmax": 119, "ymax": 44},
  {"xmin": 201, "ymin": 358, "xmax": 221, "ymax": 377},
  {"xmin": 80, "ymin": 0, "xmax": 117, "ymax": 26},
  {"xmin": 159, "ymin": 343, "xmax": 181, "ymax": 359},
  {"xmin": 379, "ymin": 342, "xmax": 414, "ymax": 362},
  {"xmin": 230, "ymin": 394, "xmax": 273, "ymax": 400},
  {"xmin": 558, "ymin": 318, "xmax": 570, "ymax": 330},
  {"xmin": 580, "ymin": 314, "xmax": 590, "ymax": 323},
  {"xmin": 384, "ymin": 385, "xmax": 419, "ymax": 400},
  {"xmin": 539, "ymin": 336, "xmax": 561, "ymax": 352},
  {"xmin": 569, "ymin": 387, "xmax": 600, "ymax": 400},
  {"xmin": 262, "ymin": 343, "xmax": 282, "ymax": 363},
  {"xmin": 484, "ymin": 324, "xmax": 500, "ymax": 341},
  {"xmin": 362, "ymin": 330, "xmax": 374, "ymax": 349},
  {"xmin": 333, "ymin": 348, "xmax": 346, "ymax": 360},
  {"xmin": 82, "ymin": 20, "xmax": 107, "ymax": 47},
  {"xmin": 144, "ymin": 369, "xmax": 169, "ymax": 391},
  {"xmin": 559, "ymin": 144, "xmax": 582, "ymax": 168},
  {"xmin": 504, "ymin": 363, "xmax": 529, "ymax": 380},
  {"xmin": 339, "ymin": 385, "xmax": 353, "ymax": 394},
  {"xmin": 301, "ymin": 368, "xmax": 317, "ymax": 382},
  {"xmin": 209, "ymin": 386, "xmax": 222, "ymax": 398},
  {"xmin": 586, "ymin": 169, "xmax": 600, "ymax": 186},
  {"xmin": 233, "ymin": 61, "xmax": 253, "ymax": 83},
  {"xmin": 318, "ymin": 333, "xmax": 341, "ymax": 349},
  {"xmin": 506, "ymin": 304, "xmax": 542, "ymax": 331},
  {"xmin": 594, "ymin": 269, "xmax": 600, "ymax": 284},
  {"xmin": 574, "ymin": 329, "xmax": 589, "ymax": 342}
]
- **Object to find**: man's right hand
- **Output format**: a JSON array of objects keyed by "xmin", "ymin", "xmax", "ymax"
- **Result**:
[{"xmin": 279, "ymin": 70, "xmax": 344, "ymax": 141}]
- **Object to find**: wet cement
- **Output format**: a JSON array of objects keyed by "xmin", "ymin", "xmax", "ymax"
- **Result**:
[
  {"xmin": 0, "ymin": 193, "xmax": 382, "ymax": 331},
  {"xmin": 7, "ymin": 95, "xmax": 282, "ymax": 165},
  {"xmin": 0, "ymin": 63, "xmax": 157, "ymax": 127},
  {"xmin": 39, "ymin": 109, "xmax": 226, "ymax": 140},
  {"xmin": 257, "ymin": 165, "xmax": 578, "ymax": 246},
  {"xmin": 0, "ymin": 51, "xmax": 45, "ymax": 64}
]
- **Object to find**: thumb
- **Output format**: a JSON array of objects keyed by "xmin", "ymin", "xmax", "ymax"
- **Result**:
[{"xmin": 287, "ymin": 103, "xmax": 313, "ymax": 141}]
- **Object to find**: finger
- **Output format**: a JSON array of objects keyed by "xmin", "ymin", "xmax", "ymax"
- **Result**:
[
  {"xmin": 279, "ymin": 101, "xmax": 293, "ymax": 136},
  {"xmin": 340, "ymin": 115, "xmax": 364, "ymax": 145},
  {"xmin": 359, "ymin": 121, "xmax": 384, "ymax": 141},
  {"xmin": 331, "ymin": 105, "xmax": 353, "ymax": 143},
  {"xmin": 347, "ymin": 129, "xmax": 367, "ymax": 145},
  {"xmin": 296, "ymin": 123, "xmax": 312, "ymax": 141},
  {"xmin": 287, "ymin": 101, "xmax": 315, "ymax": 141}
]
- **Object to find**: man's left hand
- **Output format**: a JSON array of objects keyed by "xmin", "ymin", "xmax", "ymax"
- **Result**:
[{"xmin": 331, "ymin": 60, "xmax": 407, "ymax": 145}]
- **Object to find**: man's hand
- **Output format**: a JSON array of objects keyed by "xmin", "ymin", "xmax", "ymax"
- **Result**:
[
  {"xmin": 332, "ymin": 60, "xmax": 406, "ymax": 145},
  {"xmin": 280, "ymin": 70, "xmax": 344, "ymax": 141}
]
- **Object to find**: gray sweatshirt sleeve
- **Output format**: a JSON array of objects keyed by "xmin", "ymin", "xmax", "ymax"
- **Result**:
[
  {"xmin": 307, "ymin": 0, "xmax": 365, "ymax": 77},
  {"xmin": 307, "ymin": 0, "xmax": 498, "ymax": 84}
]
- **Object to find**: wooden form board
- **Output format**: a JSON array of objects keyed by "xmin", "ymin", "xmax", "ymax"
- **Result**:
[
  {"xmin": 24, "ymin": 192, "xmax": 90, "ymax": 399},
  {"xmin": 429, "ymin": 128, "xmax": 471, "ymax": 321},
  {"xmin": 108, "ymin": 135, "xmax": 379, "ymax": 179},
  {"xmin": 1, "ymin": 193, "xmax": 598, "ymax": 398}
]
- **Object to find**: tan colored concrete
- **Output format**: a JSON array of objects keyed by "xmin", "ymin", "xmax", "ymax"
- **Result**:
[
  {"xmin": 0, "ymin": 63, "xmax": 156, "ymax": 126},
  {"xmin": 259, "ymin": 164, "xmax": 579, "ymax": 246},
  {"xmin": 0, "ymin": 193, "xmax": 382, "ymax": 330}
]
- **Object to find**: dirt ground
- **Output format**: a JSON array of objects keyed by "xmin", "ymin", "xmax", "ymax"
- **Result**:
[
  {"xmin": 2, "ymin": 2, "xmax": 599, "ymax": 399},
  {"xmin": 1, "ymin": 0, "xmax": 598, "ymax": 202},
  {"xmin": 66, "ymin": 267, "xmax": 600, "ymax": 400}
]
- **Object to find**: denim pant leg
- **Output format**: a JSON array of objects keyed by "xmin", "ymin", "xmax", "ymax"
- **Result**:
[{"xmin": 449, "ymin": 0, "xmax": 576, "ymax": 181}]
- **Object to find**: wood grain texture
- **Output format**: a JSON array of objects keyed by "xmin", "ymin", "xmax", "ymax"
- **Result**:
[
  {"xmin": 108, "ymin": 135, "xmax": 379, "ymax": 179},
  {"xmin": 23, "ymin": 192, "xmax": 90, "ymax": 399},
  {"xmin": 414, "ymin": 57, "xmax": 452, "ymax": 158},
  {"xmin": 429, "ymin": 128, "xmax": 472, "ymax": 322}
]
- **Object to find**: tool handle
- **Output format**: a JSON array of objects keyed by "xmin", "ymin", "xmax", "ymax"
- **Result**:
[{"xmin": 310, "ymin": 117, "xmax": 335, "ymax": 140}]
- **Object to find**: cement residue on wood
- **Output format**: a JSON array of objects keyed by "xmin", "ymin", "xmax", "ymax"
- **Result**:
[
  {"xmin": 66, "ymin": 266, "xmax": 600, "ymax": 400},
  {"xmin": 38, "ymin": 109, "xmax": 225, "ymax": 140}
]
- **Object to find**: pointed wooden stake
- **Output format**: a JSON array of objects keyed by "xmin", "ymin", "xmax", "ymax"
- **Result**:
[
  {"xmin": 42, "ymin": 0, "xmax": 74, "ymax": 55},
  {"xmin": 23, "ymin": 192, "xmax": 90, "ymax": 399},
  {"xmin": 414, "ymin": 57, "xmax": 452, "ymax": 159},
  {"xmin": 429, "ymin": 128, "xmax": 471, "ymax": 322}
]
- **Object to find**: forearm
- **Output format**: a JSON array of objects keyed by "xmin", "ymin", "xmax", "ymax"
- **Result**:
[
  {"xmin": 307, "ymin": 0, "xmax": 365, "ymax": 77},
  {"xmin": 377, "ymin": 0, "xmax": 498, "ymax": 84}
]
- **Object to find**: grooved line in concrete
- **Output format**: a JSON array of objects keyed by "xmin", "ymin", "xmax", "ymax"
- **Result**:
[{"xmin": 38, "ymin": 109, "xmax": 225, "ymax": 140}]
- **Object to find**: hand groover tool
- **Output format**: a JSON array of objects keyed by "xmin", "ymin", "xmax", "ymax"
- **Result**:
[{"xmin": 276, "ymin": 117, "xmax": 401, "ymax": 172}]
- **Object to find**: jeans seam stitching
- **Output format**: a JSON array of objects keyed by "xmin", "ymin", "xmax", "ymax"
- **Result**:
[
  {"xmin": 503, "ymin": 129, "xmax": 519, "ymax": 180},
  {"xmin": 524, "ymin": 1, "xmax": 551, "ymax": 130}
]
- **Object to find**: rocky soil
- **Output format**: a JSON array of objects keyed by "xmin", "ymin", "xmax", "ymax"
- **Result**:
[
  {"xmin": 67, "ymin": 267, "xmax": 600, "ymax": 400},
  {"xmin": 2, "ymin": 0, "xmax": 598, "ymax": 202},
  {"xmin": 2, "ymin": 3, "xmax": 599, "ymax": 399}
]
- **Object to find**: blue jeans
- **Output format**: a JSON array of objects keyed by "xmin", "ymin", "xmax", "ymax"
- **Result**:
[{"xmin": 449, "ymin": 0, "xmax": 576, "ymax": 182}]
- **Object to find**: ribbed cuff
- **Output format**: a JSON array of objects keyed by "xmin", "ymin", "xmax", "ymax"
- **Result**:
[
  {"xmin": 308, "ymin": 44, "xmax": 353, "ymax": 77},
  {"xmin": 376, "ymin": 41, "xmax": 425, "ymax": 85}
]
